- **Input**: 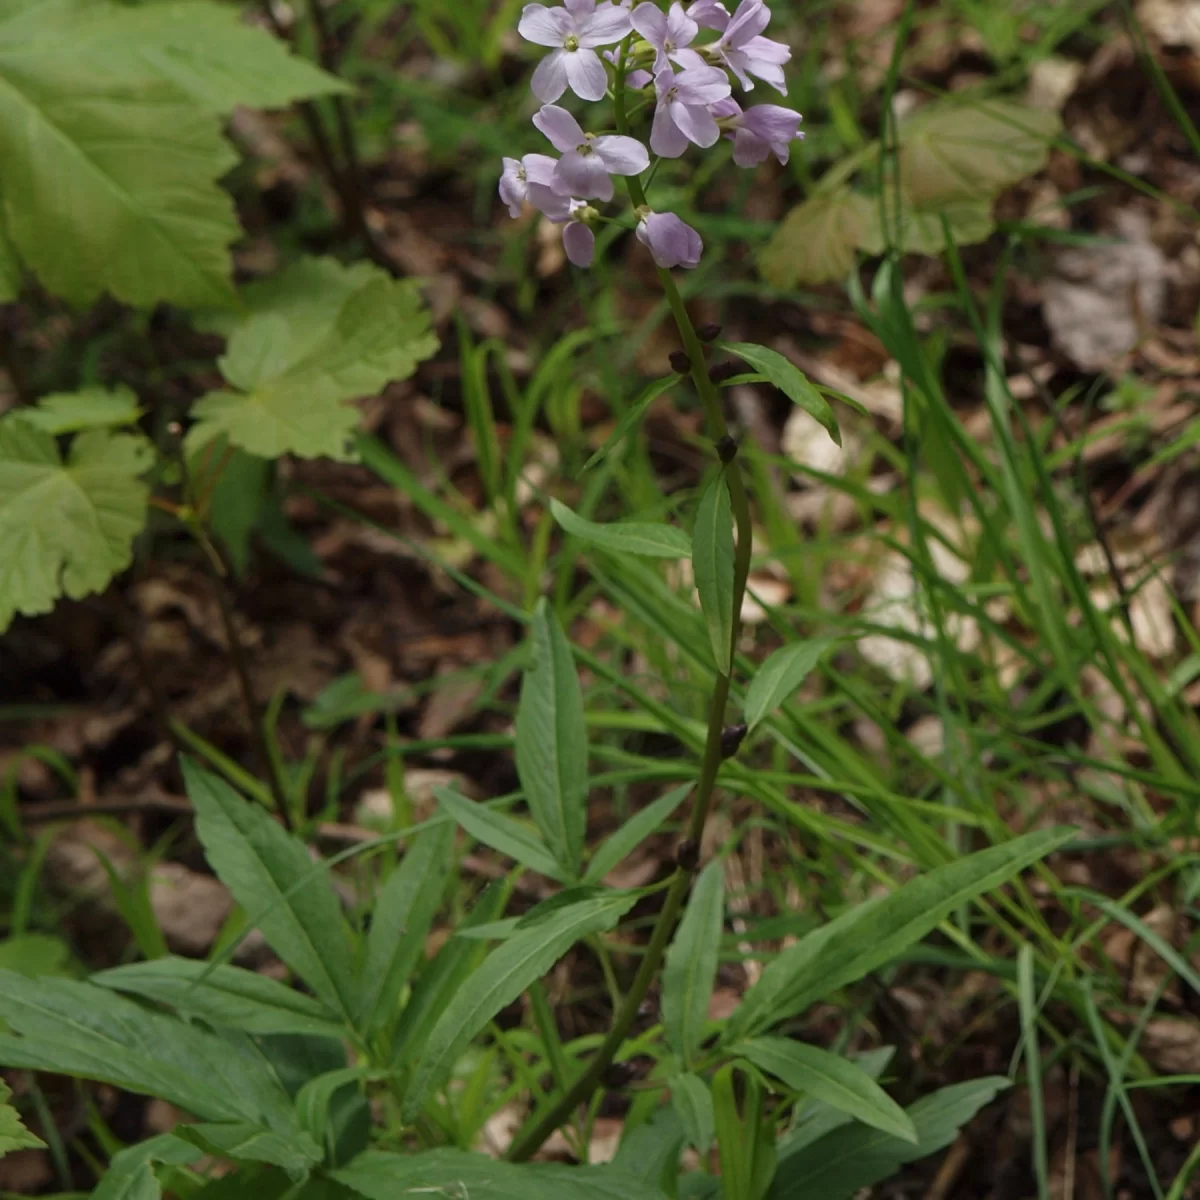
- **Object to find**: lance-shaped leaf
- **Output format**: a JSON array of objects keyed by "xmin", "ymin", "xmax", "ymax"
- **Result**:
[
  {"xmin": 662, "ymin": 860, "xmax": 725, "ymax": 1065},
  {"xmin": 0, "ymin": 422, "xmax": 151, "ymax": 632},
  {"xmin": 550, "ymin": 498, "xmax": 692, "ymax": 558},
  {"xmin": 718, "ymin": 343, "xmax": 839, "ymax": 445},
  {"xmin": 743, "ymin": 639, "xmax": 836, "ymax": 732},
  {"xmin": 436, "ymin": 787, "xmax": 565, "ymax": 882},
  {"xmin": 515, "ymin": 600, "xmax": 589, "ymax": 878},
  {"xmin": 693, "ymin": 473, "xmax": 736, "ymax": 674}
]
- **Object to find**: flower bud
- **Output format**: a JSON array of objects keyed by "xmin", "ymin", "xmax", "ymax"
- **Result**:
[
  {"xmin": 696, "ymin": 322, "xmax": 722, "ymax": 342},
  {"xmin": 720, "ymin": 722, "xmax": 748, "ymax": 759},
  {"xmin": 669, "ymin": 350, "xmax": 691, "ymax": 374},
  {"xmin": 708, "ymin": 360, "xmax": 740, "ymax": 384},
  {"xmin": 716, "ymin": 434, "xmax": 738, "ymax": 463}
]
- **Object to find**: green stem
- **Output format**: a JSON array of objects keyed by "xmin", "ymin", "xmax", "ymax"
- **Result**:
[{"xmin": 506, "ymin": 63, "xmax": 754, "ymax": 1165}]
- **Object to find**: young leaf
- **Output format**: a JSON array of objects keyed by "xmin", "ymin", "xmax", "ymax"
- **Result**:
[
  {"xmin": 769, "ymin": 1077, "xmax": 1010, "ymax": 1200},
  {"xmin": 184, "ymin": 759, "xmax": 359, "ymax": 1024},
  {"xmin": 738, "ymin": 1038, "xmax": 916, "ymax": 1144},
  {"xmin": 92, "ymin": 958, "xmax": 345, "ymax": 1039},
  {"xmin": 175, "ymin": 1122, "xmax": 321, "ymax": 1176},
  {"xmin": 671, "ymin": 1073, "xmax": 715, "ymax": 1154},
  {"xmin": 693, "ymin": 473, "xmax": 736, "ymax": 675},
  {"xmin": 515, "ymin": 599, "xmax": 589, "ymax": 879},
  {"xmin": 897, "ymin": 99, "xmax": 1061, "ymax": 207},
  {"xmin": 336, "ymin": 1149, "xmax": 668, "ymax": 1200},
  {"xmin": 743, "ymin": 639, "xmax": 836, "ymax": 732},
  {"xmin": 759, "ymin": 189, "xmax": 871, "ymax": 288},
  {"xmin": 357, "ymin": 820, "xmax": 455, "ymax": 1034},
  {"xmin": 857, "ymin": 197, "xmax": 995, "ymax": 256},
  {"xmin": 726, "ymin": 828, "xmax": 1073, "ymax": 1041},
  {"xmin": 584, "ymin": 783, "xmax": 692, "ymax": 884},
  {"xmin": 0, "ymin": 971, "xmax": 302, "ymax": 1134},
  {"xmin": 717, "ymin": 343, "xmax": 839, "ymax": 446},
  {"xmin": 435, "ymin": 787, "xmax": 566, "ymax": 882},
  {"xmin": 0, "ymin": 423, "xmax": 151, "ymax": 633},
  {"xmin": 581, "ymin": 373, "xmax": 680, "ymax": 473},
  {"xmin": 713, "ymin": 1064, "xmax": 776, "ymax": 1200},
  {"xmin": 403, "ymin": 890, "xmax": 639, "ymax": 1119},
  {"xmin": 0, "ymin": 1078, "xmax": 44, "ymax": 1155},
  {"xmin": 12, "ymin": 386, "xmax": 142, "ymax": 435},
  {"xmin": 550, "ymin": 498, "xmax": 692, "ymax": 559},
  {"xmin": 189, "ymin": 265, "xmax": 438, "ymax": 461},
  {"xmin": 662, "ymin": 860, "xmax": 725, "ymax": 1065}
]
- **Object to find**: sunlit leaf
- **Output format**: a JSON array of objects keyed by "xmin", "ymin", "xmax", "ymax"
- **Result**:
[
  {"xmin": 0, "ymin": 1078, "xmax": 43, "ymax": 1155},
  {"xmin": 858, "ymin": 197, "xmax": 996, "ymax": 255},
  {"xmin": 12, "ymin": 387, "xmax": 142, "ymax": 435},
  {"xmin": 743, "ymin": 639, "xmax": 837, "ymax": 732},
  {"xmin": 759, "ymin": 189, "xmax": 871, "ymax": 287}
]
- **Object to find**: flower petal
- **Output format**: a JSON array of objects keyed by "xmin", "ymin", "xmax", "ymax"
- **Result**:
[
  {"xmin": 666, "ymin": 3, "xmax": 699, "ymax": 45},
  {"xmin": 498, "ymin": 158, "xmax": 526, "ymax": 216},
  {"xmin": 563, "ymin": 220, "xmax": 595, "ymax": 266},
  {"xmin": 724, "ymin": 0, "xmax": 769, "ymax": 47},
  {"xmin": 627, "ymin": 68, "xmax": 654, "ymax": 88},
  {"xmin": 650, "ymin": 102, "xmax": 689, "ymax": 156},
  {"xmin": 742, "ymin": 103, "xmax": 800, "ymax": 142},
  {"xmin": 531, "ymin": 51, "xmax": 569, "ymax": 102},
  {"xmin": 523, "ymin": 152, "xmax": 561, "ymax": 185},
  {"xmin": 637, "ymin": 211, "xmax": 703, "ymax": 267},
  {"xmin": 631, "ymin": 1, "xmax": 667, "ymax": 41},
  {"xmin": 670, "ymin": 47, "xmax": 708, "ymax": 70},
  {"xmin": 554, "ymin": 150, "xmax": 614, "ymax": 200},
  {"xmin": 731, "ymin": 128, "xmax": 769, "ymax": 167},
  {"xmin": 671, "ymin": 99, "xmax": 720, "ymax": 146},
  {"xmin": 529, "ymin": 181, "xmax": 572, "ymax": 220},
  {"xmin": 674, "ymin": 64, "xmax": 731, "ymax": 104},
  {"xmin": 564, "ymin": 47, "xmax": 609, "ymax": 99},
  {"xmin": 519, "ymin": 3, "xmax": 573, "ymax": 46},
  {"xmin": 593, "ymin": 134, "xmax": 650, "ymax": 175},
  {"xmin": 688, "ymin": 0, "xmax": 729, "ymax": 29},
  {"xmin": 578, "ymin": 3, "xmax": 634, "ymax": 44},
  {"xmin": 533, "ymin": 103, "xmax": 586, "ymax": 151}
]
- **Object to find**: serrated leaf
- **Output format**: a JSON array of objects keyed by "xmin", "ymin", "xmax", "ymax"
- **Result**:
[
  {"xmin": 739, "ymin": 1038, "xmax": 916, "ymax": 1144},
  {"xmin": 357, "ymin": 820, "xmax": 455, "ymax": 1034},
  {"xmin": 436, "ymin": 787, "xmax": 565, "ymax": 882},
  {"xmin": 759, "ymin": 189, "xmax": 871, "ymax": 287},
  {"xmin": 184, "ymin": 759, "xmax": 359, "ymax": 1024},
  {"xmin": 0, "ymin": 1078, "xmax": 44, "ymax": 1155},
  {"xmin": 726, "ymin": 829, "xmax": 1073, "ymax": 1042},
  {"xmin": 718, "ymin": 343, "xmax": 839, "ymax": 445},
  {"xmin": 13, "ymin": 387, "xmax": 142, "ymax": 435},
  {"xmin": 858, "ymin": 197, "xmax": 995, "ymax": 255},
  {"xmin": 403, "ymin": 890, "xmax": 639, "ymax": 1119},
  {"xmin": 0, "ymin": 423, "xmax": 150, "ymax": 632},
  {"xmin": 743, "ymin": 639, "xmax": 836, "ymax": 732},
  {"xmin": 550, "ymin": 497, "xmax": 692, "ymax": 558},
  {"xmin": 190, "ymin": 263, "xmax": 438, "ymax": 460},
  {"xmin": 768, "ymin": 1077, "xmax": 1010, "ymax": 1200},
  {"xmin": 515, "ymin": 599, "xmax": 588, "ymax": 878},
  {"xmin": 584, "ymin": 783, "xmax": 692, "ymax": 885},
  {"xmin": 337, "ymin": 1149, "xmax": 668, "ymax": 1200},
  {"xmin": 671, "ymin": 1073, "xmax": 715, "ymax": 1155},
  {"xmin": 0, "ymin": 971, "xmax": 301, "ymax": 1133},
  {"xmin": 91, "ymin": 957, "xmax": 345, "ymax": 1040},
  {"xmin": 897, "ymin": 99, "xmax": 1061, "ymax": 206},
  {"xmin": 581, "ymin": 373, "xmax": 680, "ymax": 473},
  {"xmin": 663, "ymin": 860, "xmax": 724, "ymax": 1066},
  {"xmin": 693, "ymin": 473, "xmax": 735, "ymax": 674}
]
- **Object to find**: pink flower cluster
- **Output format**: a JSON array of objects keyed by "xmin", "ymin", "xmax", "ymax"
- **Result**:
[{"xmin": 499, "ymin": 0, "xmax": 803, "ymax": 268}]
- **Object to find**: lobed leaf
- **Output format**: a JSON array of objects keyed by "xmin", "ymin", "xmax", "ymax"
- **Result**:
[
  {"xmin": 758, "ymin": 189, "xmax": 870, "ymax": 288},
  {"xmin": 0, "ymin": 1078, "xmax": 44, "ymax": 1155},
  {"xmin": 12, "ymin": 387, "xmax": 142, "ymax": 435}
]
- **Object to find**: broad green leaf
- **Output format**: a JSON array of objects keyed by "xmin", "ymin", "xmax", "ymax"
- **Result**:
[
  {"xmin": 435, "ymin": 787, "xmax": 565, "ymax": 882},
  {"xmin": 12, "ymin": 387, "xmax": 142, "ymax": 435},
  {"xmin": 671, "ymin": 1073, "xmax": 715, "ymax": 1154},
  {"xmin": 726, "ymin": 829, "xmax": 1073, "ymax": 1041},
  {"xmin": 336, "ymin": 1149, "xmax": 667, "ymax": 1200},
  {"xmin": 585, "ymin": 783, "xmax": 692, "ymax": 884},
  {"xmin": 515, "ymin": 599, "xmax": 588, "ymax": 878},
  {"xmin": 739, "ymin": 1038, "xmax": 915, "ymax": 1143},
  {"xmin": 92, "ymin": 1134, "xmax": 203, "ymax": 1200},
  {"xmin": 663, "ymin": 860, "xmax": 724, "ymax": 1065},
  {"xmin": 613, "ymin": 1107, "xmax": 685, "ymax": 1193},
  {"xmin": 768, "ymin": 1077, "xmax": 1009, "ymax": 1200},
  {"xmin": 0, "ymin": 1078, "xmax": 44, "ymax": 1155},
  {"xmin": 184, "ymin": 760, "xmax": 359, "ymax": 1024},
  {"xmin": 897, "ymin": 99, "xmax": 1061, "ymax": 206},
  {"xmin": 357, "ymin": 820, "xmax": 455, "ymax": 1034},
  {"xmin": 69, "ymin": 1, "xmax": 348, "ymax": 114},
  {"xmin": 91, "ymin": 957, "xmax": 345, "ymax": 1040},
  {"xmin": 743, "ymin": 639, "xmax": 836, "ymax": 732},
  {"xmin": 0, "ymin": 933, "xmax": 72, "ymax": 978},
  {"xmin": 0, "ymin": 971, "xmax": 301, "ymax": 1133},
  {"xmin": 0, "ymin": 423, "xmax": 151, "ymax": 632},
  {"xmin": 693, "ymin": 473, "xmax": 735, "ymax": 675},
  {"xmin": 718, "ymin": 343, "xmax": 839, "ymax": 445},
  {"xmin": 858, "ymin": 197, "xmax": 995, "ymax": 255},
  {"xmin": 581, "ymin": 373, "xmax": 680, "ymax": 473},
  {"xmin": 403, "ymin": 890, "xmax": 639, "ymax": 1118},
  {"xmin": 759, "ymin": 189, "xmax": 870, "ymax": 287},
  {"xmin": 175, "ymin": 1122, "xmax": 321, "ymax": 1176},
  {"xmin": 190, "ymin": 261, "xmax": 438, "ymax": 460},
  {"xmin": 550, "ymin": 497, "xmax": 692, "ymax": 558}
]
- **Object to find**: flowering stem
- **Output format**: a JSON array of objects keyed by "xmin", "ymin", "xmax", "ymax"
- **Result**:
[{"xmin": 506, "ymin": 63, "xmax": 754, "ymax": 1165}]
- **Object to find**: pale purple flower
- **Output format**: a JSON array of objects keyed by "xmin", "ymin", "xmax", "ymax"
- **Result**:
[
  {"xmin": 713, "ymin": 0, "xmax": 790, "ymax": 93},
  {"xmin": 528, "ymin": 185, "xmax": 596, "ymax": 266},
  {"xmin": 519, "ymin": 1, "xmax": 633, "ymax": 102},
  {"xmin": 688, "ymin": 0, "xmax": 729, "ymax": 29},
  {"xmin": 711, "ymin": 97, "xmax": 802, "ymax": 165},
  {"xmin": 626, "ymin": 68, "xmax": 653, "ymax": 88},
  {"xmin": 631, "ymin": 2, "xmax": 706, "ymax": 73},
  {"xmin": 498, "ymin": 152, "xmax": 559, "ymax": 216},
  {"xmin": 533, "ymin": 104, "xmax": 649, "ymax": 201},
  {"xmin": 636, "ymin": 210, "xmax": 703, "ymax": 268},
  {"xmin": 650, "ymin": 64, "xmax": 731, "ymax": 157}
]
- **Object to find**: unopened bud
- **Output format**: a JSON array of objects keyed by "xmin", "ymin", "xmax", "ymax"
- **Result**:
[
  {"xmin": 708, "ymin": 360, "xmax": 740, "ymax": 385},
  {"xmin": 675, "ymin": 838, "xmax": 700, "ymax": 871},
  {"xmin": 696, "ymin": 322, "xmax": 722, "ymax": 342},
  {"xmin": 720, "ymin": 722, "xmax": 748, "ymax": 759},
  {"xmin": 602, "ymin": 1061, "xmax": 637, "ymax": 1088},
  {"xmin": 716, "ymin": 434, "xmax": 738, "ymax": 464},
  {"xmin": 669, "ymin": 350, "xmax": 691, "ymax": 374}
]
